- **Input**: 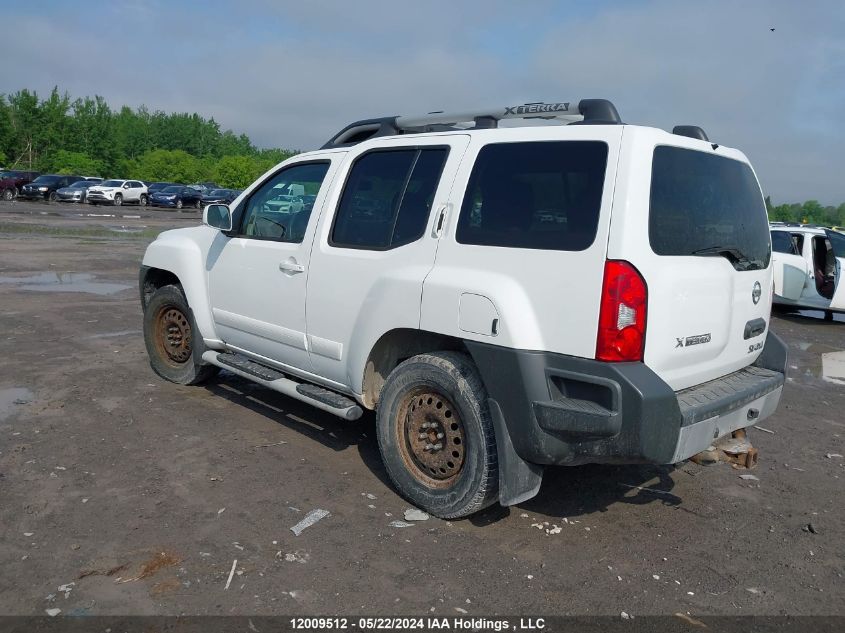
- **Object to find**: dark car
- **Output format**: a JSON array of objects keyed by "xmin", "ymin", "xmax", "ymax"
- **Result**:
[
  {"xmin": 0, "ymin": 170, "xmax": 41, "ymax": 200},
  {"xmin": 146, "ymin": 182, "xmax": 180, "ymax": 197},
  {"xmin": 56, "ymin": 179, "xmax": 102, "ymax": 203},
  {"xmin": 200, "ymin": 188, "xmax": 240, "ymax": 205},
  {"xmin": 149, "ymin": 185, "xmax": 203, "ymax": 210},
  {"xmin": 18, "ymin": 174, "xmax": 83, "ymax": 202}
]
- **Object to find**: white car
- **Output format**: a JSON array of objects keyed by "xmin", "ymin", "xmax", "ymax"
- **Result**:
[
  {"xmin": 86, "ymin": 179, "xmax": 148, "ymax": 206},
  {"xmin": 770, "ymin": 224, "xmax": 845, "ymax": 320},
  {"xmin": 139, "ymin": 100, "xmax": 786, "ymax": 518}
]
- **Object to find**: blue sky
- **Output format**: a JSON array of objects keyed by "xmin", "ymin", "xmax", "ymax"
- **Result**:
[{"xmin": 2, "ymin": 0, "xmax": 844, "ymax": 204}]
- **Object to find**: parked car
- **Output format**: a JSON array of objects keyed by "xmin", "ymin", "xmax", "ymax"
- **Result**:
[
  {"xmin": 187, "ymin": 182, "xmax": 220, "ymax": 193},
  {"xmin": 149, "ymin": 185, "xmax": 203, "ymax": 210},
  {"xmin": 770, "ymin": 224, "xmax": 845, "ymax": 320},
  {"xmin": 56, "ymin": 179, "xmax": 102, "ymax": 203},
  {"xmin": 201, "ymin": 188, "xmax": 240, "ymax": 205},
  {"xmin": 18, "ymin": 174, "xmax": 83, "ymax": 201},
  {"xmin": 0, "ymin": 170, "xmax": 41, "ymax": 200},
  {"xmin": 140, "ymin": 99, "xmax": 786, "ymax": 519},
  {"xmin": 147, "ymin": 182, "xmax": 180, "ymax": 197},
  {"xmin": 86, "ymin": 179, "xmax": 148, "ymax": 206}
]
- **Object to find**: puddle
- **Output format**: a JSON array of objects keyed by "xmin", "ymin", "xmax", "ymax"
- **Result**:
[
  {"xmin": 108, "ymin": 226, "xmax": 146, "ymax": 234},
  {"xmin": 822, "ymin": 351, "xmax": 845, "ymax": 385},
  {"xmin": 0, "ymin": 272, "xmax": 130, "ymax": 295},
  {"xmin": 0, "ymin": 387, "xmax": 33, "ymax": 421}
]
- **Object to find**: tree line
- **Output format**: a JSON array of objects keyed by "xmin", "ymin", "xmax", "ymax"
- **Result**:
[
  {"xmin": 766, "ymin": 197, "xmax": 845, "ymax": 227},
  {"xmin": 0, "ymin": 87, "xmax": 296, "ymax": 188}
]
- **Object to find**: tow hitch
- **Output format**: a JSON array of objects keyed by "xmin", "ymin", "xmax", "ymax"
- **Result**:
[{"xmin": 690, "ymin": 428, "xmax": 759, "ymax": 469}]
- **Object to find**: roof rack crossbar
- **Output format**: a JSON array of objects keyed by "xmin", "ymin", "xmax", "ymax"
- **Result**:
[{"xmin": 321, "ymin": 98, "xmax": 621, "ymax": 148}]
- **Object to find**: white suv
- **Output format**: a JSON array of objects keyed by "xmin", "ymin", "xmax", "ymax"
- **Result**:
[
  {"xmin": 139, "ymin": 100, "xmax": 787, "ymax": 518},
  {"xmin": 87, "ymin": 179, "xmax": 148, "ymax": 206},
  {"xmin": 770, "ymin": 223, "xmax": 845, "ymax": 319}
]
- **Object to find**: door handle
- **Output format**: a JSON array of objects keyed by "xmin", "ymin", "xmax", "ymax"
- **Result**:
[{"xmin": 279, "ymin": 260, "xmax": 305, "ymax": 274}]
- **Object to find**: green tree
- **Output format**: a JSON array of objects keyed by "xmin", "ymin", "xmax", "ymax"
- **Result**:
[
  {"xmin": 47, "ymin": 150, "xmax": 105, "ymax": 176},
  {"xmin": 213, "ymin": 155, "xmax": 263, "ymax": 188},
  {"xmin": 133, "ymin": 149, "xmax": 202, "ymax": 182}
]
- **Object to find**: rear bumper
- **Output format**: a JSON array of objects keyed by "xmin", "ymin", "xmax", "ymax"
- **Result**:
[{"xmin": 465, "ymin": 330, "xmax": 787, "ymax": 466}]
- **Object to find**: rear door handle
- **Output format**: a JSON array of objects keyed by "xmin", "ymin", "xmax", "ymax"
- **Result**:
[{"xmin": 279, "ymin": 260, "xmax": 305, "ymax": 274}]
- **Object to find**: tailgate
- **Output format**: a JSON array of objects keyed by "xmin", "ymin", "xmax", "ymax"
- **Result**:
[{"xmin": 611, "ymin": 136, "xmax": 773, "ymax": 391}]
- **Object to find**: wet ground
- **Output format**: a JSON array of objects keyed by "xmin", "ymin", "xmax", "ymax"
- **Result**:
[{"xmin": 0, "ymin": 199, "xmax": 843, "ymax": 618}]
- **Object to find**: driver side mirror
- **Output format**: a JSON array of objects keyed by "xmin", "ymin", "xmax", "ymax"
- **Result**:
[{"xmin": 204, "ymin": 204, "xmax": 232, "ymax": 232}]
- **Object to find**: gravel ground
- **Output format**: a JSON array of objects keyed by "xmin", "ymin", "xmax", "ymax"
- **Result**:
[{"xmin": 0, "ymin": 200, "xmax": 843, "ymax": 618}]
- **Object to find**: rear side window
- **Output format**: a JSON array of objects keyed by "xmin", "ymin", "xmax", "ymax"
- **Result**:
[
  {"xmin": 456, "ymin": 141, "xmax": 608, "ymax": 251},
  {"xmin": 771, "ymin": 231, "xmax": 798, "ymax": 255},
  {"xmin": 649, "ymin": 146, "xmax": 771, "ymax": 270},
  {"xmin": 331, "ymin": 148, "xmax": 448, "ymax": 249}
]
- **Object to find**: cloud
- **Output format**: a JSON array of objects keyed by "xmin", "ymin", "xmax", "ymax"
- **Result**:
[{"xmin": 0, "ymin": 0, "xmax": 842, "ymax": 203}]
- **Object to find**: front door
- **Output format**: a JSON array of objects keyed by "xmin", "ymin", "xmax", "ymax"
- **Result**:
[{"xmin": 207, "ymin": 158, "xmax": 337, "ymax": 373}]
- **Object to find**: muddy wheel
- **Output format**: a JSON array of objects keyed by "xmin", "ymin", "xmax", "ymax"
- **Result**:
[
  {"xmin": 113, "ymin": 193, "xmax": 123, "ymax": 206},
  {"xmin": 376, "ymin": 351, "xmax": 498, "ymax": 519},
  {"xmin": 2, "ymin": 188, "xmax": 13, "ymax": 201},
  {"xmin": 143, "ymin": 285, "xmax": 218, "ymax": 385}
]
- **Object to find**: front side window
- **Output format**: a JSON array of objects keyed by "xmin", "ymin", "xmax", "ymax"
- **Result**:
[
  {"xmin": 456, "ymin": 141, "xmax": 608, "ymax": 251},
  {"xmin": 649, "ymin": 146, "xmax": 771, "ymax": 270},
  {"xmin": 331, "ymin": 148, "xmax": 448, "ymax": 249},
  {"xmin": 240, "ymin": 162, "xmax": 330, "ymax": 242}
]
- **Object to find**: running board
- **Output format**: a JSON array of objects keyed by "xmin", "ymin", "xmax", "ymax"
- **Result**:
[{"xmin": 202, "ymin": 351, "xmax": 363, "ymax": 421}]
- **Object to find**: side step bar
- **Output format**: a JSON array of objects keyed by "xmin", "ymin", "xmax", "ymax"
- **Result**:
[{"xmin": 201, "ymin": 351, "xmax": 363, "ymax": 421}]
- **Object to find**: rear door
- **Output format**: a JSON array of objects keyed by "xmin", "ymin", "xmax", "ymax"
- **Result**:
[{"xmin": 610, "ymin": 133, "xmax": 774, "ymax": 391}]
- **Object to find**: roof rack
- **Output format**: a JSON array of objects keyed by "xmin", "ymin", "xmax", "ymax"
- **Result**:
[{"xmin": 321, "ymin": 98, "xmax": 621, "ymax": 149}]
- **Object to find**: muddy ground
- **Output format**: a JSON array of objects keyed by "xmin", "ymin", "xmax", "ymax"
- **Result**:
[{"xmin": 0, "ymin": 199, "xmax": 843, "ymax": 618}]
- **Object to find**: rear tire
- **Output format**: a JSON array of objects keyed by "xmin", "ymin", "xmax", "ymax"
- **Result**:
[
  {"xmin": 176, "ymin": 199, "xmax": 183, "ymax": 210},
  {"xmin": 143, "ymin": 284, "xmax": 219, "ymax": 386},
  {"xmin": 139, "ymin": 194, "xmax": 148, "ymax": 206},
  {"xmin": 194, "ymin": 199, "xmax": 202, "ymax": 209},
  {"xmin": 376, "ymin": 351, "xmax": 499, "ymax": 519}
]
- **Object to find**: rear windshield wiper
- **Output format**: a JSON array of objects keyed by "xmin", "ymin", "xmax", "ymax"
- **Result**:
[{"xmin": 691, "ymin": 245, "xmax": 765, "ymax": 270}]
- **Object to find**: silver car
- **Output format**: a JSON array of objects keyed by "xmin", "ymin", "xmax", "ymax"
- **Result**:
[{"xmin": 56, "ymin": 179, "xmax": 102, "ymax": 203}]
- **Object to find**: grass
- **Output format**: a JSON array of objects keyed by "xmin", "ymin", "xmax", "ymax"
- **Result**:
[{"xmin": 0, "ymin": 222, "xmax": 162, "ymax": 240}]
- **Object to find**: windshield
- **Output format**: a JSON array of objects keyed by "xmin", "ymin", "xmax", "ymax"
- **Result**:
[
  {"xmin": 32, "ymin": 175, "xmax": 60, "ymax": 185},
  {"xmin": 101, "ymin": 180, "xmax": 124, "ymax": 187},
  {"xmin": 0, "ymin": 171, "xmax": 14, "ymax": 179},
  {"xmin": 162, "ymin": 186, "xmax": 182, "ymax": 193},
  {"xmin": 649, "ymin": 146, "xmax": 771, "ymax": 271}
]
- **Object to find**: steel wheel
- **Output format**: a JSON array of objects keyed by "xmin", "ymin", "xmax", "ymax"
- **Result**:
[
  {"xmin": 396, "ymin": 387, "xmax": 466, "ymax": 488},
  {"xmin": 152, "ymin": 305, "xmax": 193, "ymax": 367}
]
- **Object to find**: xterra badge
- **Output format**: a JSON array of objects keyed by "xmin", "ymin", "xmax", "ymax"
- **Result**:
[
  {"xmin": 752, "ymin": 281, "xmax": 762, "ymax": 305},
  {"xmin": 676, "ymin": 333, "xmax": 712, "ymax": 348}
]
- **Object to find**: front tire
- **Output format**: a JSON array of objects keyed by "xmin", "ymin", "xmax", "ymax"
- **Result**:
[
  {"xmin": 113, "ymin": 193, "xmax": 123, "ymax": 206},
  {"xmin": 376, "ymin": 351, "xmax": 499, "ymax": 519},
  {"xmin": 176, "ymin": 198, "xmax": 183, "ymax": 210},
  {"xmin": 48, "ymin": 191, "xmax": 58, "ymax": 202},
  {"xmin": 143, "ymin": 285, "xmax": 219, "ymax": 385},
  {"xmin": 2, "ymin": 188, "xmax": 13, "ymax": 201}
]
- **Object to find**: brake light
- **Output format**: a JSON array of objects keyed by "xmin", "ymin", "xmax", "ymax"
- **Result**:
[{"xmin": 596, "ymin": 260, "xmax": 647, "ymax": 362}]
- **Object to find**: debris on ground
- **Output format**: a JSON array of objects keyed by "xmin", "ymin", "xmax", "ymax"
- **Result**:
[
  {"xmin": 290, "ymin": 509, "xmax": 330, "ymax": 536},
  {"xmin": 739, "ymin": 474, "xmax": 760, "ymax": 481},
  {"xmin": 673, "ymin": 613, "xmax": 706, "ymax": 628},
  {"xmin": 362, "ymin": 493, "xmax": 376, "ymax": 500},
  {"xmin": 753, "ymin": 426, "xmax": 775, "ymax": 434},
  {"xmin": 747, "ymin": 587, "xmax": 762, "ymax": 595},
  {"xmin": 253, "ymin": 441, "xmax": 287, "ymax": 448},
  {"xmin": 389, "ymin": 520, "xmax": 414, "ymax": 528},
  {"xmin": 802, "ymin": 523, "xmax": 819, "ymax": 534},
  {"xmin": 283, "ymin": 551, "xmax": 309, "ymax": 564},
  {"xmin": 825, "ymin": 453, "xmax": 843, "ymax": 459},
  {"xmin": 620, "ymin": 612, "xmax": 631, "ymax": 620},
  {"xmin": 78, "ymin": 563, "xmax": 128, "ymax": 579},
  {"xmin": 116, "ymin": 550, "xmax": 182, "ymax": 583},
  {"xmin": 45, "ymin": 609, "xmax": 61, "ymax": 617},
  {"xmin": 224, "ymin": 559, "xmax": 237, "ymax": 590},
  {"xmin": 217, "ymin": 508, "xmax": 225, "ymax": 515},
  {"xmin": 404, "ymin": 508, "xmax": 430, "ymax": 521},
  {"xmin": 58, "ymin": 582, "xmax": 75, "ymax": 599},
  {"xmin": 455, "ymin": 607, "xmax": 468, "ymax": 614}
]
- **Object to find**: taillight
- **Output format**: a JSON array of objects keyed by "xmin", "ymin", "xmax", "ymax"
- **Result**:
[{"xmin": 596, "ymin": 260, "xmax": 647, "ymax": 362}]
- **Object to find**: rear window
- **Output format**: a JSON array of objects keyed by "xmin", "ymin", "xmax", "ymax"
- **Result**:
[
  {"xmin": 456, "ymin": 141, "xmax": 608, "ymax": 251},
  {"xmin": 649, "ymin": 146, "xmax": 771, "ymax": 270}
]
